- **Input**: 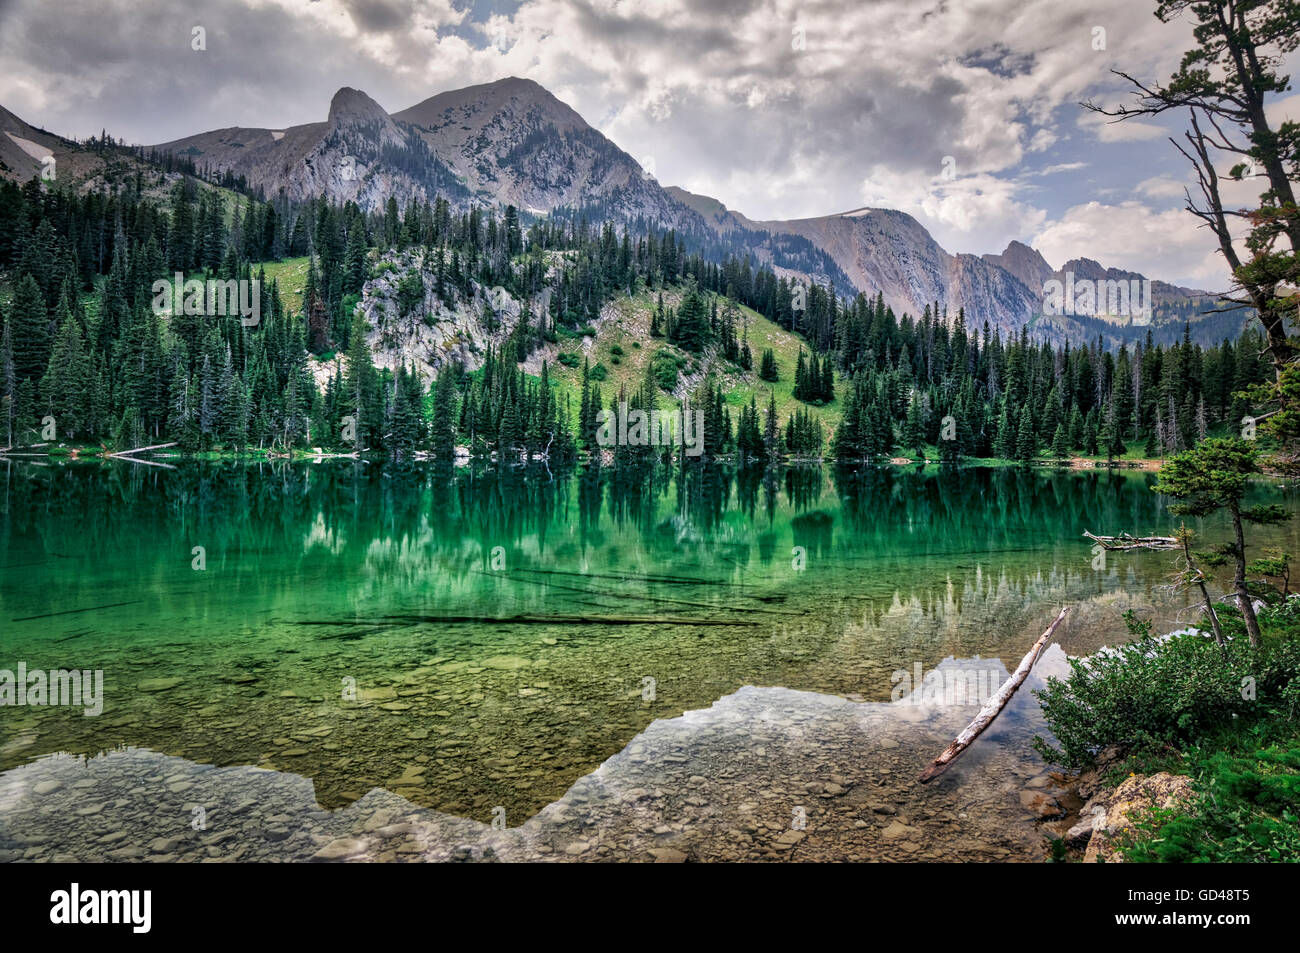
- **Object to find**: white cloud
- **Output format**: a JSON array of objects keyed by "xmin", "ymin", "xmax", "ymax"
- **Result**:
[
  {"xmin": 1036, "ymin": 162, "xmax": 1087, "ymax": 176},
  {"xmin": 1031, "ymin": 201, "xmax": 1229, "ymax": 290},
  {"xmin": 1, "ymin": 0, "xmax": 1288, "ymax": 286},
  {"xmin": 1135, "ymin": 175, "xmax": 1188, "ymax": 200}
]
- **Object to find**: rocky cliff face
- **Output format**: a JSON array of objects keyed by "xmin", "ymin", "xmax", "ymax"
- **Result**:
[
  {"xmin": 759, "ymin": 208, "xmax": 1044, "ymax": 328},
  {"xmin": 150, "ymin": 78, "xmax": 701, "ymax": 230},
  {"xmin": 351, "ymin": 250, "xmax": 528, "ymax": 386},
  {"xmin": 394, "ymin": 78, "xmax": 700, "ymax": 229}
]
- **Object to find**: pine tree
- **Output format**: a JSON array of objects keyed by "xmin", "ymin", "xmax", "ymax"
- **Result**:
[
  {"xmin": 430, "ymin": 367, "xmax": 456, "ymax": 461},
  {"xmin": 41, "ymin": 304, "xmax": 90, "ymax": 439},
  {"xmin": 902, "ymin": 394, "xmax": 925, "ymax": 458},
  {"xmin": 1015, "ymin": 405, "xmax": 1037, "ymax": 462},
  {"xmin": 763, "ymin": 390, "xmax": 781, "ymax": 464},
  {"xmin": 344, "ymin": 309, "xmax": 379, "ymax": 451},
  {"xmin": 994, "ymin": 404, "xmax": 1014, "ymax": 459},
  {"xmin": 9, "ymin": 274, "xmax": 49, "ymax": 386},
  {"xmin": 1051, "ymin": 422, "xmax": 1069, "ymax": 460}
]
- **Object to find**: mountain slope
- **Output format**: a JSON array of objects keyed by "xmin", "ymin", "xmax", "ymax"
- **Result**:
[
  {"xmin": 1, "ymin": 78, "xmax": 1237, "ymax": 344},
  {"xmin": 394, "ymin": 77, "xmax": 703, "ymax": 228}
]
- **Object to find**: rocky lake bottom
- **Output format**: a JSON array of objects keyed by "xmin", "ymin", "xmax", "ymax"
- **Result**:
[{"xmin": 3, "ymin": 463, "xmax": 1296, "ymax": 862}]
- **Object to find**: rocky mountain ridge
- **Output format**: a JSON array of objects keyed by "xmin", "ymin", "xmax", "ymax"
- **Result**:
[{"xmin": 1, "ymin": 79, "xmax": 1236, "ymax": 344}]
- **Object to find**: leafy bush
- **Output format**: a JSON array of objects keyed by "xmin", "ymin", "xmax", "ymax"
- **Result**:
[
  {"xmin": 396, "ymin": 272, "xmax": 425, "ymax": 317},
  {"xmin": 1033, "ymin": 610, "xmax": 1300, "ymax": 770},
  {"xmin": 1259, "ymin": 594, "xmax": 1300, "ymax": 629},
  {"xmin": 557, "ymin": 352, "xmax": 581, "ymax": 369},
  {"xmin": 650, "ymin": 350, "xmax": 685, "ymax": 392},
  {"xmin": 588, "ymin": 363, "xmax": 608, "ymax": 382}
]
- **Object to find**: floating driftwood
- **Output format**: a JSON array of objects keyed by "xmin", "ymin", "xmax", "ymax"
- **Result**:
[
  {"xmin": 471, "ymin": 568, "xmax": 801, "ymax": 616},
  {"xmin": 107, "ymin": 442, "xmax": 178, "ymax": 458},
  {"xmin": 114, "ymin": 455, "xmax": 177, "ymax": 469},
  {"xmin": 1084, "ymin": 530, "xmax": 1178, "ymax": 551},
  {"xmin": 294, "ymin": 613, "xmax": 757, "ymax": 628},
  {"xmin": 919, "ymin": 606, "xmax": 1069, "ymax": 784}
]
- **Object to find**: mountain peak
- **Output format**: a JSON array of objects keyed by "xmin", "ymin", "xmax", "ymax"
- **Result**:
[
  {"xmin": 983, "ymin": 239, "xmax": 1055, "ymax": 293},
  {"xmin": 490, "ymin": 76, "xmax": 546, "ymax": 93},
  {"xmin": 393, "ymin": 76, "xmax": 587, "ymax": 135},
  {"xmin": 328, "ymin": 87, "xmax": 388, "ymax": 127}
]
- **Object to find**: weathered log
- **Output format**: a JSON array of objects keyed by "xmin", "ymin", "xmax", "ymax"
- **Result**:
[
  {"xmin": 1084, "ymin": 530, "xmax": 1178, "ymax": 551},
  {"xmin": 114, "ymin": 455, "xmax": 177, "ymax": 469},
  {"xmin": 12, "ymin": 600, "xmax": 142, "ymax": 622},
  {"xmin": 472, "ymin": 568, "xmax": 801, "ymax": 615},
  {"xmin": 512, "ymin": 567, "xmax": 740, "ymax": 587},
  {"xmin": 108, "ymin": 441, "xmax": 178, "ymax": 458},
  {"xmin": 294, "ymin": 613, "xmax": 758, "ymax": 627},
  {"xmin": 919, "ymin": 606, "xmax": 1069, "ymax": 783}
]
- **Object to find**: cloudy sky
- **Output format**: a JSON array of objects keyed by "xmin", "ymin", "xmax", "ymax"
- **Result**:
[{"xmin": 1, "ymin": 0, "xmax": 1296, "ymax": 289}]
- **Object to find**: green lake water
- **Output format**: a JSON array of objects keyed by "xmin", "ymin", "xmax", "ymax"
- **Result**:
[{"xmin": 1, "ymin": 461, "xmax": 1297, "ymax": 862}]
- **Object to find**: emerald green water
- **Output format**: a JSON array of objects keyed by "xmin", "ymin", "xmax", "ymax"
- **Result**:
[{"xmin": 2, "ymin": 461, "xmax": 1297, "ymax": 861}]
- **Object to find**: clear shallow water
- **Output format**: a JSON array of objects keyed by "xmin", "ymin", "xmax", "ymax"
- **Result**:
[{"xmin": 2, "ymin": 460, "xmax": 1297, "ymax": 861}]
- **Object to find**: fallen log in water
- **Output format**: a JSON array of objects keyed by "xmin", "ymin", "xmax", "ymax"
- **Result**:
[
  {"xmin": 107, "ymin": 442, "xmax": 178, "ymax": 458},
  {"xmin": 12, "ymin": 600, "xmax": 143, "ymax": 622},
  {"xmin": 512, "ymin": 567, "xmax": 742, "ymax": 587},
  {"xmin": 919, "ymin": 606, "xmax": 1069, "ymax": 784},
  {"xmin": 1084, "ymin": 530, "xmax": 1178, "ymax": 551},
  {"xmin": 381, "ymin": 612, "xmax": 759, "ymax": 627},
  {"xmin": 471, "ymin": 568, "xmax": 802, "ymax": 616},
  {"xmin": 293, "ymin": 613, "xmax": 758, "ymax": 627}
]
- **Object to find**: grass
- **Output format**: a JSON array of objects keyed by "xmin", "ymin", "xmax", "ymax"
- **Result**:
[
  {"xmin": 257, "ymin": 256, "xmax": 312, "ymax": 316},
  {"xmin": 1120, "ymin": 731, "xmax": 1300, "ymax": 862},
  {"xmin": 540, "ymin": 286, "xmax": 843, "ymax": 436}
]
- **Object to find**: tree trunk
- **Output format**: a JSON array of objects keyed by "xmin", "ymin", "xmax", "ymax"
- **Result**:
[
  {"xmin": 1181, "ymin": 533, "xmax": 1226, "ymax": 647},
  {"xmin": 1231, "ymin": 505, "xmax": 1262, "ymax": 647}
]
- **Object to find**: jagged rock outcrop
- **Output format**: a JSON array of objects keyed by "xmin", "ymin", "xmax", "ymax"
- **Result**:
[
  {"xmin": 394, "ymin": 78, "xmax": 700, "ymax": 228},
  {"xmin": 352, "ymin": 251, "xmax": 526, "ymax": 385}
]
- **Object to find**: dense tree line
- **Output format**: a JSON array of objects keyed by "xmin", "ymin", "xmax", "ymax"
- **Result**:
[
  {"xmin": 831, "ymin": 300, "xmax": 1268, "ymax": 463},
  {"xmin": 0, "ymin": 169, "xmax": 1269, "ymax": 468}
]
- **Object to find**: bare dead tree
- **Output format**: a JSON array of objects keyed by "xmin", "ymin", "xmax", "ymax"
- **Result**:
[{"xmin": 1083, "ymin": 0, "xmax": 1300, "ymax": 376}]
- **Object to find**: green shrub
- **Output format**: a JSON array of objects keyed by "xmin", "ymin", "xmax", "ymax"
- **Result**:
[
  {"xmin": 557, "ymin": 352, "xmax": 581, "ymax": 369},
  {"xmin": 650, "ymin": 349, "xmax": 684, "ymax": 392},
  {"xmin": 589, "ymin": 363, "xmax": 608, "ymax": 382},
  {"xmin": 1033, "ymin": 610, "xmax": 1300, "ymax": 770},
  {"xmin": 396, "ymin": 272, "xmax": 425, "ymax": 316}
]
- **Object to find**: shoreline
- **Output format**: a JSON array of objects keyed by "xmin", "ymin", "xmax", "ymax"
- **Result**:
[{"xmin": 0, "ymin": 444, "xmax": 1177, "ymax": 471}]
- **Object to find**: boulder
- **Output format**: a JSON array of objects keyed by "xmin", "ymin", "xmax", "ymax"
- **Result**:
[{"xmin": 1083, "ymin": 772, "xmax": 1195, "ymax": 863}]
